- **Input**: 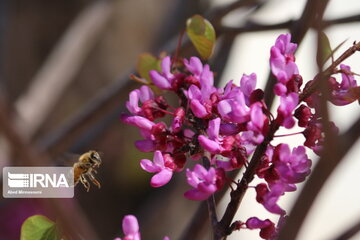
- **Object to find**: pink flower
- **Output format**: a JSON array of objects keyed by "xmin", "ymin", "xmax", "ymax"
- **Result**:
[
  {"xmin": 119, "ymin": 215, "xmax": 141, "ymax": 240},
  {"xmin": 255, "ymin": 183, "xmax": 286, "ymax": 215},
  {"xmin": 276, "ymin": 92, "xmax": 298, "ymax": 128},
  {"xmin": 121, "ymin": 115, "xmax": 155, "ymax": 132},
  {"xmin": 149, "ymin": 56, "xmax": 174, "ymax": 90},
  {"xmin": 270, "ymin": 34, "xmax": 298, "ymax": 83},
  {"xmin": 329, "ymin": 64, "xmax": 360, "ymax": 105},
  {"xmin": 240, "ymin": 73, "xmax": 257, "ymax": 105},
  {"xmin": 140, "ymin": 151, "xmax": 174, "ymax": 187},
  {"xmin": 115, "ymin": 215, "xmax": 170, "ymax": 240},
  {"xmin": 184, "ymin": 164, "xmax": 224, "ymax": 201},
  {"xmin": 198, "ymin": 118, "xmax": 222, "ymax": 154},
  {"xmin": 126, "ymin": 86, "xmax": 154, "ymax": 115},
  {"xmin": 217, "ymin": 91, "xmax": 250, "ymax": 123},
  {"xmin": 171, "ymin": 108, "xmax": 185, "ymax": 133},
  {"xmin": 246, "ymin": 217, "xmax": 276, "ymax": 240},
  {"xmin": 274, "ymin": 144, "xmax": 312, "ymax": 184},
  {"xmin": 184, "ymin": 56, "xmax": 214, "ymax": 91}
]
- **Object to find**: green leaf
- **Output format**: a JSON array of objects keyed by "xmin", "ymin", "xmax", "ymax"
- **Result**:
[
  {"xmin": 186, "ymin": 15, "xmax": 216, "ymax": 60},
  {"xmin": 21, "ymin": 215, "xmax": 60, "ymax": 240},
  {"xmin": 137, "ymin": 53, "xmax": 161, "ymax": 82},
  {"xmin": 317, "ymin": 32, "xmax": 332, "ymax": 66}
]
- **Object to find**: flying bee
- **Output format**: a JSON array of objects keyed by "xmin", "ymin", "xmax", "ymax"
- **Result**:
[{"xmin": 73, "ymin": 150, "xmax": 102, "ymax": 192}]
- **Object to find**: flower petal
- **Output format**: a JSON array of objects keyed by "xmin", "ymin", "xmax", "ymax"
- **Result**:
[
  {"xmin": 150, "ymin": 169, "xmax": 173, "ymax": 187},
  {"xmin": 140, "ymin": 159, "xmax": 160, "ymax": 173}
]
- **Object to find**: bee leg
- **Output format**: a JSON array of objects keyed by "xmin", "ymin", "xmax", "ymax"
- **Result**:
[
  {"xmin": 80, "ymin": 175, "xmax": 90, "ymax": 192},
  {"xmin": 87, "ymin": 172, "xmax": 101, "ymax": 189}
]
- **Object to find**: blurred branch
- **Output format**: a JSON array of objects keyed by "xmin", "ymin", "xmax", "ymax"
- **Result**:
[
  {"xmin": 15, "ymin": 1, "xmax": 113, "ymax": 138},
  {"xmin": 220, "ymin": 20, "xmax": 293, "ymax": 34},
  {"xmin": 333, "ymin": 216, "xmax": 360, "ymax": 240},
  {"xmin": 0, "ymin": 98, "xmax": 100, "ymax": 240},
  {"xmin": 210, "ymin": 0, "xmax": 265, "ymax": 27},
  {"xmin": 323, "ymin": 13, "xmax": 360, "ymax": 27}
]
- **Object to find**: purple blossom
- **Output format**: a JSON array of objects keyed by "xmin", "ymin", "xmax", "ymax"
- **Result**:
[
  {"xmin": 121, "ymin": 115, "xmax": 155, "ymax": 132},
  {"xmin": 329, "ymin": 64, "xmax": 360, "ymax": 105},
  {"xmin": 245, "ymin": 103, "xmax": 267, "ymax": 144},
  {"xmin": 198, "ymin": 118, "xmax": 222, "ymax": 154},
  {"xmin": 184, "ymin": 56, "xmax": 215, "ymax": 91},
  {"xmin": 246, "ymin": 217, "xmax": 276, "ymax": 240},
  {"xmin": 217, "ymin": 91, "xmax": 250, "ymax": 123},
  {"xmin": 149, "ymin": 56, "xmax": 174, "ymax": 90},
  {"xmin": 115, "ymin": 215, "xmax": 170, "ymax": 240},
  {"xmin": 274, "ymin": 144, "xmax": 312, "ymax": 184},
  {"xmin": 118, "ymin": 215, "xmax": 141, "ymax": 240},
  {"xmin": 240, "ymin": 73, "xmax": 257, "ymax": 105},
  {"xmin": 126, "ymin": 86, "xmax": 155, "ymax": 115},
  {"xmin": 277, "ymin": 92, "xmax": 299, "ymax": 128},
  {"xmin": 270, "ymin": 34, "xmax": 298, "ymax": 82},
  {"xmin": 270, "ymin": 34, "xmax": 299, "ymax": 96},
  {"xmin": 184, "ymin": 164, "xmax": 222, "ymax": 201},
  {"xmin": 256, "ymin": 183, "xmax": 286, "ymax": 215},
  {"xmin": 140, "ymin": 151, "xmax": 174, "ymax": 187}
]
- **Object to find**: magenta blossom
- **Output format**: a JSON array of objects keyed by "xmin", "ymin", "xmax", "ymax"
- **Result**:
[
  {"xmin": 198, "ymin": 118, "xmax": 222, "ymax": 154},
  {"xmin": 140, "ymin": 151, "xmax": 174, "ymax": 187},
  {"xmin": 329, "ymin": 64, "xmax": 360, "ymax": 105},
  {"xmin": 149, "ymin": 56, "xmax": 174, "ymax": 90},
  {"xmin": 240, "ymin": 73, "xmax": 257, "ymax": 105},
  {"xmin": 255, "ymin": 183, "xmax": 286, "ymax": 215},
  {"xmin": 115, "ymin": 215, "xmax": 170, "ymax": 240},
  {"xmin": 276, "ymin": 92, "xmax": 299, "ymax": 128},
  {"xmin": 246, "ymin": 217, "xmax": 276, "ymax": 240},
  {"xmin": 270, "ymin": 34, "xmax": 298, "ymax": 87},
  {"xmin": 126, "ymin": 86, "xmax": 155, "ymax": 115},
  {"xmin": 117, "ymin": 215, "xmax": 140, "ymax": 240},
  {"xmin": 274, "ymin": 144, "xmax": 312, "ymax": 184},
  {"xmin": 184, "ymin": 164, "xmax": 224, "ymax": 201}
]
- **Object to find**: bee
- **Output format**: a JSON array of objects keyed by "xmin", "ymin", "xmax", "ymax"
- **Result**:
[{"xmin": 73, "ymin": 150, "xmax": 102, "ymax": 192}]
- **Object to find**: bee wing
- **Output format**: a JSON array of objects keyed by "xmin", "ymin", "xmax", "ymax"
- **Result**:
[{"xmin": 54, "ymin": 152, "xmax": 80, "ymax": 166}]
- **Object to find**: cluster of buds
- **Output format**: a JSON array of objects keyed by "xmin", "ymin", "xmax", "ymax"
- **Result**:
[{"xmin": 121, "ymin": 33, "xmax": 359, "ymax": 239}]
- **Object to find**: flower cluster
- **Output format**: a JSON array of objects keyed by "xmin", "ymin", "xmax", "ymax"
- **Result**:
[
  {"xmin": 114, "ymin": 215, "xmax": 169, "ymax": 240},
  {"xmin": 122, "ymin": 33, "xmax": 359, "ymax": 239}
]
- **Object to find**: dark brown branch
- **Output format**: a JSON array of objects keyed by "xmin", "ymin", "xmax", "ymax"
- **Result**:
[
  {"xmin": 214, "ymin": 122, "xmax": 279, "ymax": 239},
  {"xmin": 332, "ymin": 216, "xmax": 360, "ymax": 240}
]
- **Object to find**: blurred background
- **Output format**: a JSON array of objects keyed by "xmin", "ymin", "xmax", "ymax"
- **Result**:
[{"xmin": 0, "ymin": 0, "xmax": 359, "ymax": 239}]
